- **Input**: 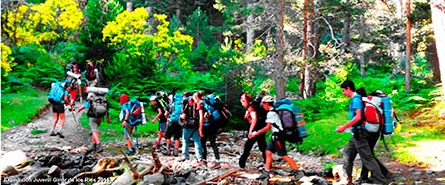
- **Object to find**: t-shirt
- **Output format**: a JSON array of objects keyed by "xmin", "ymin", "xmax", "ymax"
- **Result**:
[
  {"xmin": 154, "ymin": 103, "xmax": 167, "ymax": 123},
  {"xmin": 265, "ymin": 108, "xmax": 283, "ymax": 133},
  {"xmin": 349, "ymin": 93, "xmax": 363, "ymax": 120}
]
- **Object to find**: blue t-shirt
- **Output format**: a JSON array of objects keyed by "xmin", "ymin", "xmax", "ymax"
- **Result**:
[{"xmin": 349, "ymin": 93, "xmax": 363, "ymax": 120}]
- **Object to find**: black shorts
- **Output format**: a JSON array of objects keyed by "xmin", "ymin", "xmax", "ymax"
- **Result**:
[
  {"xmin": 266, "ymin": 134, "xmax": 288, "ymax": 156},
  {"xmin": 52, "ymin": 103, "xmax": 65, "ymax": 114},
  {"xmin": 164, "ymin": 121, "xmax": 182, "ymax": 140}
]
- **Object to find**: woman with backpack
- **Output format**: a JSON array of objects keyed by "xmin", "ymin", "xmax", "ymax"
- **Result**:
[
  {"xmin": 200, "ymin": 94, "xmax": 222, "ymax": 169},
  {"xmin": 238, "ymin": 93, "xmax": 267, "ymax": 171},
  {"xmin": 150, "ymin": 95, "xmax": 168, "ymax": 149},
  {"xmin": 49, "ymin": 81, "xmax": 72, "ymax": 138},
  {"xmin": 119, "ymin": 94, "xmax": 137, "ymax": 154}
]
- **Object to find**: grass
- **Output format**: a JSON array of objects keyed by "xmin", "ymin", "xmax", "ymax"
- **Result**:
[{"xmin": 1, "ymin": 88, "xmax": 48, "ymax": 132}]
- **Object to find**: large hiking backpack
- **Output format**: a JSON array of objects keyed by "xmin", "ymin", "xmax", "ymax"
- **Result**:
[
  {"xmin": 179, "ymin": 97, "xmax": 199, "ymax": 128},
  {"xmin": 362, "ymin": 90, "xmax": 396, "ymax": 135},
  {"xmin": 128, "ymin": 99, "xmax": 146, "ymax": 126},
  {"xmin": 169, "ymin": 94, "xmax": 183, "ymax": 123},
  {"xmin": 273, "ymin": 98, "xmax": 308, "ymax": 144},
  {"xmin": 204, "ymin": 94, "xmax": 231, "ymax": 128},
  {"xmin": 48, "ymin": 81, "xmax": 67, "ymax": 104},
  {"xmin": 87, "ymin": 94, "xmax": 109, "ymax": 117}
]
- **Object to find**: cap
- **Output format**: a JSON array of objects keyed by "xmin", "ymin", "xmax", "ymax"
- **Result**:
[
  {"xmin": 150, "ymin": 96, "xmax": 157, "ymax": 101},
  {"xmin": 119, "ymin": 94, "xmax": 129, "ymax": 105},
  {"xmin": 261, "ymin": 95, "xmax": 274, "ymax": 103}
]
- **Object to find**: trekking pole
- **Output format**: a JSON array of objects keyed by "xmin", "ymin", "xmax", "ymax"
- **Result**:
[
  {"xmin": 123, "ymin": 127, "xmax": 136, "ymax": 151},
  {"xmin": 67, "ymin": 105, "xmax": 78, "ymax": 125}
]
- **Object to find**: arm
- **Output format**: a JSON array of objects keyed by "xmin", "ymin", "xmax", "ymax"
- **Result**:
[
  {"xmin": 248, "ymin": 111, "xmax": 258, "ymax": 139},
  {"xmin": 337, "ymin": 109, "xmax": 362, "ymax": 132},
  {"xmin": 254, "ymin": 122, "xmax": 271, "ymax": 136},
  {"xmin": 151, "ymin": 107, "xmax": 162, "ymax": 124},
  {"xmin": 198, "ymin": 109, "xmax": 205, "ymax": 137},
  {"xmin": 121, "ymin": 107, "xmax": 130, "ymax": 127}
]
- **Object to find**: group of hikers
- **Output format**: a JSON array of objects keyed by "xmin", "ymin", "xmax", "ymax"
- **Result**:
[{"xmin": 48, "ymin": 63, "xmax": 393, "ymax": 184}]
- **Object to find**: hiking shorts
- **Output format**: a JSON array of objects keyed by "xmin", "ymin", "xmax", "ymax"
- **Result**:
[
  {"xmin": 164, "ymin": 121, "xmax": 182, "ymax": 140},
  {"xmin": 69, "ymin": 89, "xmax": 77, "ymax": 101},
  {"xmin": 52, "ymin": 103, "xmax": 65, "ymax": 114},
  {"xmin": 89, "ymin": 117, "xmax": 103, "ymax": 131},
  {"xmin": 266, "ymin": 135, "xmax": 288, "ymax": 156},
  {"xmin": 159, "ymin": 121, "xmax": 167, "ymax": 132}
]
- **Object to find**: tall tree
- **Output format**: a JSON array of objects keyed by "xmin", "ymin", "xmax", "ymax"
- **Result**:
[
  {"xmin": 275, "ymin": 0, "xmax": 286, "ymax": 100},
  {"xmin": 430, "ymin": 0, "xmax": 445, "ymax": 97},
  {"xmin": 405, "ymin": 0, "xmax": 412, "ymax": 92}
]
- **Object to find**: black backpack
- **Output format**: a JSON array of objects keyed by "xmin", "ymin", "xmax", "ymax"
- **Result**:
[
  {"xmin": 273, "ymin": 99, "xmax": 308, "ymax": 144},
  {"xmin": 179, "ymin": 98, "xmax": 199, "ymax": 128},
  {"xmin": 86, "ymin": 62, "xmax": 96, "ymax": 81},
  {"xmin": 87, "ymin": 94, "xmax": 109, "ymax": 117}
]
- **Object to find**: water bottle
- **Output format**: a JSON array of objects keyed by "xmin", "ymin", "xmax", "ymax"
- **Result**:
[{"xmin": 382, "ymin": 97, "xmax": 393, "ymax": 134}]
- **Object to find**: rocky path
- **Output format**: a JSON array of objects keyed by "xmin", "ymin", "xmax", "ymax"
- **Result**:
[{"xmin": 1, "ymin": 103, "xmax": 445, "ymax": 184}]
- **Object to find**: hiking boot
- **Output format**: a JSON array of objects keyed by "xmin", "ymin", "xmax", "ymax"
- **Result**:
[
  {"xmin": 210, "ymin": 162, "xmax": 221, "ymax": 169},
  {"xmin": 291, "ymin": 170, "xmax": 305, "ymax": 181},
  {"xmin": 50, "ymin": 131, "xmax": 57, "ymax": 136},
  {"xmin": 57, "ymin": 132, "xmax": 65, "ymax": 138},
  {"xmin": 256, "ymin": 169, "xmax": 270, "ymax": 180},
  {"xmin": 95, "ymin": 143, "xmax": 103, "ymax": 153},
  {"xmin": 198, "ymin": 160, "xmax": 206, "ymax": 166},
  {"xmin": 124, "ymin": 148, "xmax": 135, "ymax": 155}
]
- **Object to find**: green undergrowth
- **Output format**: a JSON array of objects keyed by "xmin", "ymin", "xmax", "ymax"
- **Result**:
[{"xmin": 1, "ymin": 88, "xmax": 48, "ymax": 132}]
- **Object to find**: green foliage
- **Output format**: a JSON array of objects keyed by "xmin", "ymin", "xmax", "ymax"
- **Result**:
[{"xmin": 1, "ymin": 88, "xmax": 48, "ymax": 132}]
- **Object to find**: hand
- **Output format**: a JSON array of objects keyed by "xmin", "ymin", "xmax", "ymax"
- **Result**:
[
  {"xmin": 199, "ymin": 129, "xmax": 204, "ymax": 137},
  {"xmin": 151, "ymin": 119, "xmax": 156, "ymax": 124},
  {"xmin": 121, "ymin": 121, "xmax": 127, "ymax": 127},
  {"xmin": 336, "ymin": 125, "xmax": 347, "ymax": 133}
]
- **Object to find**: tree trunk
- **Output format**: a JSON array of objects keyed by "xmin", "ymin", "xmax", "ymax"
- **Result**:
[
  {"xmin": 300, "ymin": 0, "xmax": 315, "ymax": 99},
  {"xmin": 358, "ymin": 15, "xmax": 366, "ymax": 78},
  {"xmin": 405, "ymin": 0, "xmax": 411, "ymax": 93},
  {"xmin": 126, "ymin": 0, "xmax": 133, "ymax": 11},
  {"xmin": 175, "ymin": 0, "xmax": 181, "ymax": 20},
  {"xmin": 275, "ymin": 0, "xmax": 286, "ymax": 100},
  {"xmin": 430, "ymin": 0, "xmax": 445, "ymax": 97},
  {"xmin": 342, "ymin": 0, "xmax": 351, "ymax": 53},
  {"xmin": 245, "ymin": 0, "xmax": 255, "ymax": 50}
]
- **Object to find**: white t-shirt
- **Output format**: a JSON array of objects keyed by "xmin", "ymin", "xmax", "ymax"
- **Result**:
[{"xmin": 265, "ymin": 108, "xmax": 283, "ymax": 133}]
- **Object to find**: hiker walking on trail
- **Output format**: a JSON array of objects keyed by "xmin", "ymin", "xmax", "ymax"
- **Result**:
[
  {"xmin": 77, "ymin": 93, "xmax": 111, "ymax": 154},
  {"xmin": 150, "ymin": 95, "xmax": 168, "ymax": 149},
  {"xmin": 65, "ymin": 63, "xmax": 82, "ymax": 106},
  {"xmin": 238, "ymin": 93, "xmax": 267, "ymax": 171},
  {"xmin": 85, "ymin": 61, "xmax": 99, "ymax": 87},
  {"xmin": 119, "ymin": 94, "xmax": 137, "ymax": 154},
  {"xmin": 336, "ymin": 80, "xmax": 387, "ymax": 185},
  {"xmin": 256, "ymin": 95, "xmax": 305, "ymax": 181},
  {"xmin": 49, "ymin": 81, "xmax": 72, "ymax": 138},
  {"xmin": 200, "ymin": 94, "xmax": 223, "ymax": 169},
  {"xmin": 179, "ymin": 92, "xmax": 205, "ymax": 165},
  {"xmin": 164, "ymin": 93, "xmax": 183, "ymax": 156}
]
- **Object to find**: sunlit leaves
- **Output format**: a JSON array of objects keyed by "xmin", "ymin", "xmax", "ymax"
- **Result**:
[
  {"xmin": 1, "ymin": 0, "xmax": 82, "ymax": 46},
  {"xmin": 1, "ymin": 43, "xmax": 15, "ymax": 75}
]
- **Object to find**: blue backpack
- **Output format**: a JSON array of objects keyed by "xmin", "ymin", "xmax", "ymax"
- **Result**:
[
  {"xmin": 169, "ymin": 94, "xmax": 183, "ymax": 123},
  {"xmin": 48, "ymin": 81, "xmax": 67, "ymax": 104},
  {"xmin": 128, "ymin": 99, "xmax": 143, "ymax": 126},
  {"xmin": 273, "ymin": 98, "xmax": 308, "ymax": 144}
]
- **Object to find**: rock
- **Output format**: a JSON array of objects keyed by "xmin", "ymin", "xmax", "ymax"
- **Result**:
[
  {"xmin": 48, "ymin": 165, "xmax": 61, "ymax": 176},
  {"xmin": 2, "ymin": 165, "xmax": 18, "ymax": 175},
  {"xmin": 142, "ymin": 173, "xmax": 164, "ymax": 184},
  {"xmin": 111, "ymin": 172, "xmax": 133, "ymax": 185}
]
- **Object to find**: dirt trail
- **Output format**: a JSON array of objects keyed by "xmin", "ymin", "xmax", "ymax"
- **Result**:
[{"xmin": 1, "ymin": 103, "xmax": 90, "ymax": 153}]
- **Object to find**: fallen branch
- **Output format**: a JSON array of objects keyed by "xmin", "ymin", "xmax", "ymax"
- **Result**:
[
  {"xmin": 196, "ymin": 168, "xmax": 240, "ymax": 185},
  {"xmin": 119, "ymin": 149, "xmax": 140, "ymax": 179}
]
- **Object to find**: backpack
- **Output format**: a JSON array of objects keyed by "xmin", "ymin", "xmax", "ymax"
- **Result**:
[
  {"xmin": 128, "ymin": 99, "xmax": 146, "ymax": 126},
  {"xmin": 362, "ymin": 90, "xmax": 396, "ymax": 135},
  {"xmin": 48, "ymin": 81, "xmax": 67, "ymax": 104},
  {"xmin": 86, "ymin": 62, "xmax": 96, "ymax": 81},
  {"xmin": 156, "ymin": 91, "xmax": 170, "ymax": 112},
  {"xmin": 169, "ymin": 94, "xmax": 183, "ymax": 123},
  {"xmin": 273, "ymin": 98, "xmax": 308, "ymax": 144},
  {"xmin": 179, "ymin": 97, "xmax": 199, "ymax": 128},
  {"xmin": 87, "ymin": 94, "xmax": 109, "ymax": 117},
  {"xmin": 204, "ymin": 94, "xmax": 231, "ymax": 128}
]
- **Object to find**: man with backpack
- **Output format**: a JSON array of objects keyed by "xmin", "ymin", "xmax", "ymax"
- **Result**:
[
  {"xmin": 179, "ymin": 92, "xmax": 205, "ymax": 166},
  {"xmin": 238, "ymin": 93, "xmax": 267, "ymax": 171},
  {"xmin": 76, "ymin": 92, "xmax": 111, "ymax": 154},
  {"xmin": 256, "ymin": 95, "xmax": 305, "ymax": 181},
  {"xmin": 119, "ymin": 94, "xmax": 137, "ymax": 154},
  {"xmin": 336, "ymin": 80, "xmax": 387, "ymax": 185},
  {"xmin": 48, "ymin": 81, "xmax": 72, "ymax": 138},
  {"xmin": 66, "ymin": 63, "xmax": 82, "ymax": 106},
  {"xmin": 200, "ymin": 94, "xmax": 223, "ymax": 169},
  {"xmin": 164, "ymin": 93, "xmax": 183, "ymax": 156},
  {"xmin": 150, "ymin": 95, "xmax": 168, "ymax": 149},
  {"xmin": 85, "ymin": 61, "xmax": 99, "ymax": 87}
]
